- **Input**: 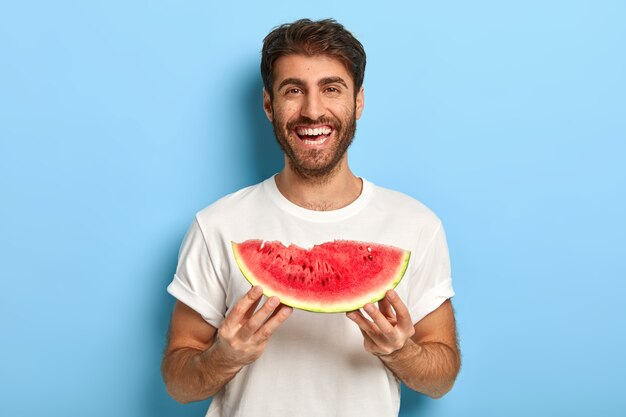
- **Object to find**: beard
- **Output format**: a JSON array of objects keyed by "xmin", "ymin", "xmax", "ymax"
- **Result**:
[{"xmin": 271, "ymin": 107, "xmax": 357, "ymax": 179}]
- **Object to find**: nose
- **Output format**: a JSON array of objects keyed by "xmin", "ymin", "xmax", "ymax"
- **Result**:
[{"xmin": 300, "ymin": 92, "xmax": 325, "ymax": 120}]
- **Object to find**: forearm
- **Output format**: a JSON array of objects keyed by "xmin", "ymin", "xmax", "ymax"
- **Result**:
[
  {"xmin": 161, "ymin": 343, "xmax": 242, "ymax": 404},
  {"xmin": 379, "ymin": 338, "xmax": 460, "ymax": 399}
]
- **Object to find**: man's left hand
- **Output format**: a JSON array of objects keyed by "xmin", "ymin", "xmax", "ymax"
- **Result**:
[{"xmin": 346, "ymin": 289, "xmax": 415, "ymax": 356}]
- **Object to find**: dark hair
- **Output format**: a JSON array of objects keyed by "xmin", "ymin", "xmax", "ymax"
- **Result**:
[{"xmin": 261, "ymin": 18, "xmax": 366, "ymax": 98}]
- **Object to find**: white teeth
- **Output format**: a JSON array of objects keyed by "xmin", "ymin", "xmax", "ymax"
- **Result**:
[
  {"xmin": 296, "ymin": 127, "xmax": 332, "ymax": 136},
  {"xmin": 302, "ymin": 136, "xmax": 328, "ymax": 145}
]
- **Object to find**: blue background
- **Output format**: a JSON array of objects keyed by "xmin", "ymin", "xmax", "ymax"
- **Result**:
[{"xmin": 1, "ymin": 1, "xmax": 625, "ymax": 416}]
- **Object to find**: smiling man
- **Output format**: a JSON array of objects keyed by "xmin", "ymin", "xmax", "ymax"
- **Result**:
[{"xmin": 162, "ymin": 19, "xmax": 460, "ymax": 417}]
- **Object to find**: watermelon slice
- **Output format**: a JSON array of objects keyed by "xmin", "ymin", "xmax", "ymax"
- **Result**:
[{"xmin": 231, "ymin": 240, "xmax": 411, "ymax": 313}]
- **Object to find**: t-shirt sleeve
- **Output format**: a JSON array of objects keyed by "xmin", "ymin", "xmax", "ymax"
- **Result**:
[
  {"xmin": 406, "ymin": 222, "xmax": 455, "ymax": 324},
  {"xmin": 167, "ymin": 217, "xmax": 227, "ymax": 328}
]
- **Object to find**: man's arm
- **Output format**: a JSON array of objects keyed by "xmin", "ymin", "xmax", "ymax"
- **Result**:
[
  {"xmin": 161, "ymin": 286, "xmax": 292, "ymax": 404},
  {"xmin": 347, "ymin": 291, "xmax": 460, "ymax": 399}
]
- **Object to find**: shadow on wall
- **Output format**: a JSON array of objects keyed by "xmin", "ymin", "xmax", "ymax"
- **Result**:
[
  {"xmin": 143, "ymin": 66, "xmax": 281, "ymax": 416},
  {"xmin": 238, "ymin": 64, "xmax": 284, "ymax": 185},
  {"xmin": 400, "ymin": 385, "xmax": 432, "ymax": 416},
  {"xmin": 144, "ymin": 229, "xmax": 211, "ymax": 417}
]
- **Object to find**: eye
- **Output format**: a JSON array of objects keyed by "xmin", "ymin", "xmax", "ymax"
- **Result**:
[
  {"xmin": 285, "ymin": 87, "xmax": 303, "ymax": 95},
  {"xmin": 324, "ymin": 86, "xmax": 341, "ymax": 95}
]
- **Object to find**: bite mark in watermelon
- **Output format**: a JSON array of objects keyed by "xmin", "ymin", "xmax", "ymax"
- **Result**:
[{"xmin": 231, "ymin": 240, "xmax": 411, "ymax": 313}]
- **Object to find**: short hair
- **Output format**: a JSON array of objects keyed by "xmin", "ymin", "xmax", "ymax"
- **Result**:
[{"xmin": 261, "ymin": 18, "xmax": 366, "ymax": 98}]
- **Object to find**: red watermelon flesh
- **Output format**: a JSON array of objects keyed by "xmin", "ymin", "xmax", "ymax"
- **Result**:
[{"xmin": 231, "ymin": 240, "xmax": 411, "ymax": 313}]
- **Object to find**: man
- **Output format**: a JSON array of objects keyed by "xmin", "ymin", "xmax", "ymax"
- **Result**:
[{"xmin": 162, "ymin": 18, "xmax": 460, "ymax": 417}]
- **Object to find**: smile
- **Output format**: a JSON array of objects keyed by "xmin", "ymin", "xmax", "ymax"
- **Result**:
[{"xmin": 294, "ymin": 125, "xmax": 333, "ymax": 145}]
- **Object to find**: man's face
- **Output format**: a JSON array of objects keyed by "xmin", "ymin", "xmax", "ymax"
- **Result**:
[{"xmin": 263, "ymin": 54, "xmax": 364, "ymax": 178}]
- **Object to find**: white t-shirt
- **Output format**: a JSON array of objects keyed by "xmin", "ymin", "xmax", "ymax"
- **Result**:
[{"xmin": 168, "ymin": 176, "xmax": 454, "ymax": 417}]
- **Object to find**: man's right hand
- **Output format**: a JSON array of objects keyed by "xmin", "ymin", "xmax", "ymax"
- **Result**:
[
  {"xmin": 162, "ymin": 285, "xmax": 292, "ymax": 403},
  {"xmin": 213, "ymin": 285, "xmax": 293, "ymax": 368}
]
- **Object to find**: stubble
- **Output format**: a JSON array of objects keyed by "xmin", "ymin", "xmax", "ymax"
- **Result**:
[{"xmin": 271, "ymin": 107, "xmax": 357, "ymax": 181}]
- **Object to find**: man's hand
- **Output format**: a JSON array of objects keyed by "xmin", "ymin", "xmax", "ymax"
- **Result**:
[
  {"xmin": 346, "ymin": 292, "xmax": 460, "ymax": 398},
  {"xmin": 213, "ymin": 285, "xmax": 293, "ymax": 368},
  {"xmin": 346, "ymin": 289, "xmax": 414, "ymax": 356},
  {"xmin": 162, "ymin": 286, "xmax": 292, "ymax": 403}
]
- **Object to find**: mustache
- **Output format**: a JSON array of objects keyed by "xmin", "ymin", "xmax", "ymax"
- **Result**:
[{"xmin": 286, "ymin": 116, "xmax": 341, "ymax": 131}]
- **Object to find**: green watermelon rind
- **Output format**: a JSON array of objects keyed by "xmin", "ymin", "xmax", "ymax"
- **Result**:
[{"xmin": 231, "ymin": 241, "xmax": 411, "ymax": 313}]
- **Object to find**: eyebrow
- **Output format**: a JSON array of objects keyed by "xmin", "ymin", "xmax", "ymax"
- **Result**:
[
  {"xmin": 277, "ymin": 76, "xmax": 349, "ymax": 91},
  {"xmin": 278, "ymin": 78, "xmax": 306, "ymax": 90},
  {"xmin": 319, "ymin": 76, "xmax": 348, "ymax": 89}
]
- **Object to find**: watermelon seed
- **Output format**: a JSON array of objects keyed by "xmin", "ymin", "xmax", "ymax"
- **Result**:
[{"xmin": 368, "ymin": 254, "xmax": 373, "ymax": 260}]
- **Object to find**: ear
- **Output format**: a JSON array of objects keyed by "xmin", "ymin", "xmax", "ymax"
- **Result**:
[
  {"xmin": 263, "ymin": 88, "xmax": 273, "ymax": 122},
  {"xmin": 355, "ymin": 87, "xmax": 364, "ymax": 120}
]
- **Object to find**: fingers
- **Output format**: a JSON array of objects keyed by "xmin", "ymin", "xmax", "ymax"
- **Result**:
[
  {"xmin": 347, "ymin": 309, "xmax": 376, "ymax": 334},
  {"xmin": 238, "ymin": 295, "xmax": 281, "ymax": 340},
  {"xmin": 216, "ymin": 288, "xmax": 293, "ymax": 367},
  {"xmin": 362, "ymin": 303, "xmax": 396, "ymax": 337},
  {"xmin": 227, "ymin": 286, "xmax": 264, "ymax": 324},
  {"xmin": 253, "ymin": 304, "xmax": 293, "ymax": 342},
  {"xmin": 385, "ymin": 290, "xmax": 413, "ymax": 330},
  {"xmin": 378, "ymin": 296, "xmax": 395, "ymax": 320},
  {"xmin": 243, "ymin": 292, "xmax": 263, "ymax": 321},
  {"xmin": 348, "ymin": 309, "xmax": 396, "ymax": 356},
  {"xmin": 346, "ymin": 291, "xmax": 415, "ymax": 356},
  {"xmin": 348, "ymin": 291, "xmax": 405, "ymax": 339}
]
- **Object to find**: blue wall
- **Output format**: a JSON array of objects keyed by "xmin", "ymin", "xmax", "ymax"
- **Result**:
[{"xmin": 1, "ymin": 1, "xmax": 624, "ymax": 416}]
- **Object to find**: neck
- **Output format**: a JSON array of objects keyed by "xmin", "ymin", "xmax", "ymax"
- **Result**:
[{"xmin": 275, "ymin": 157, "xmax": 362, "ymax": 211}]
